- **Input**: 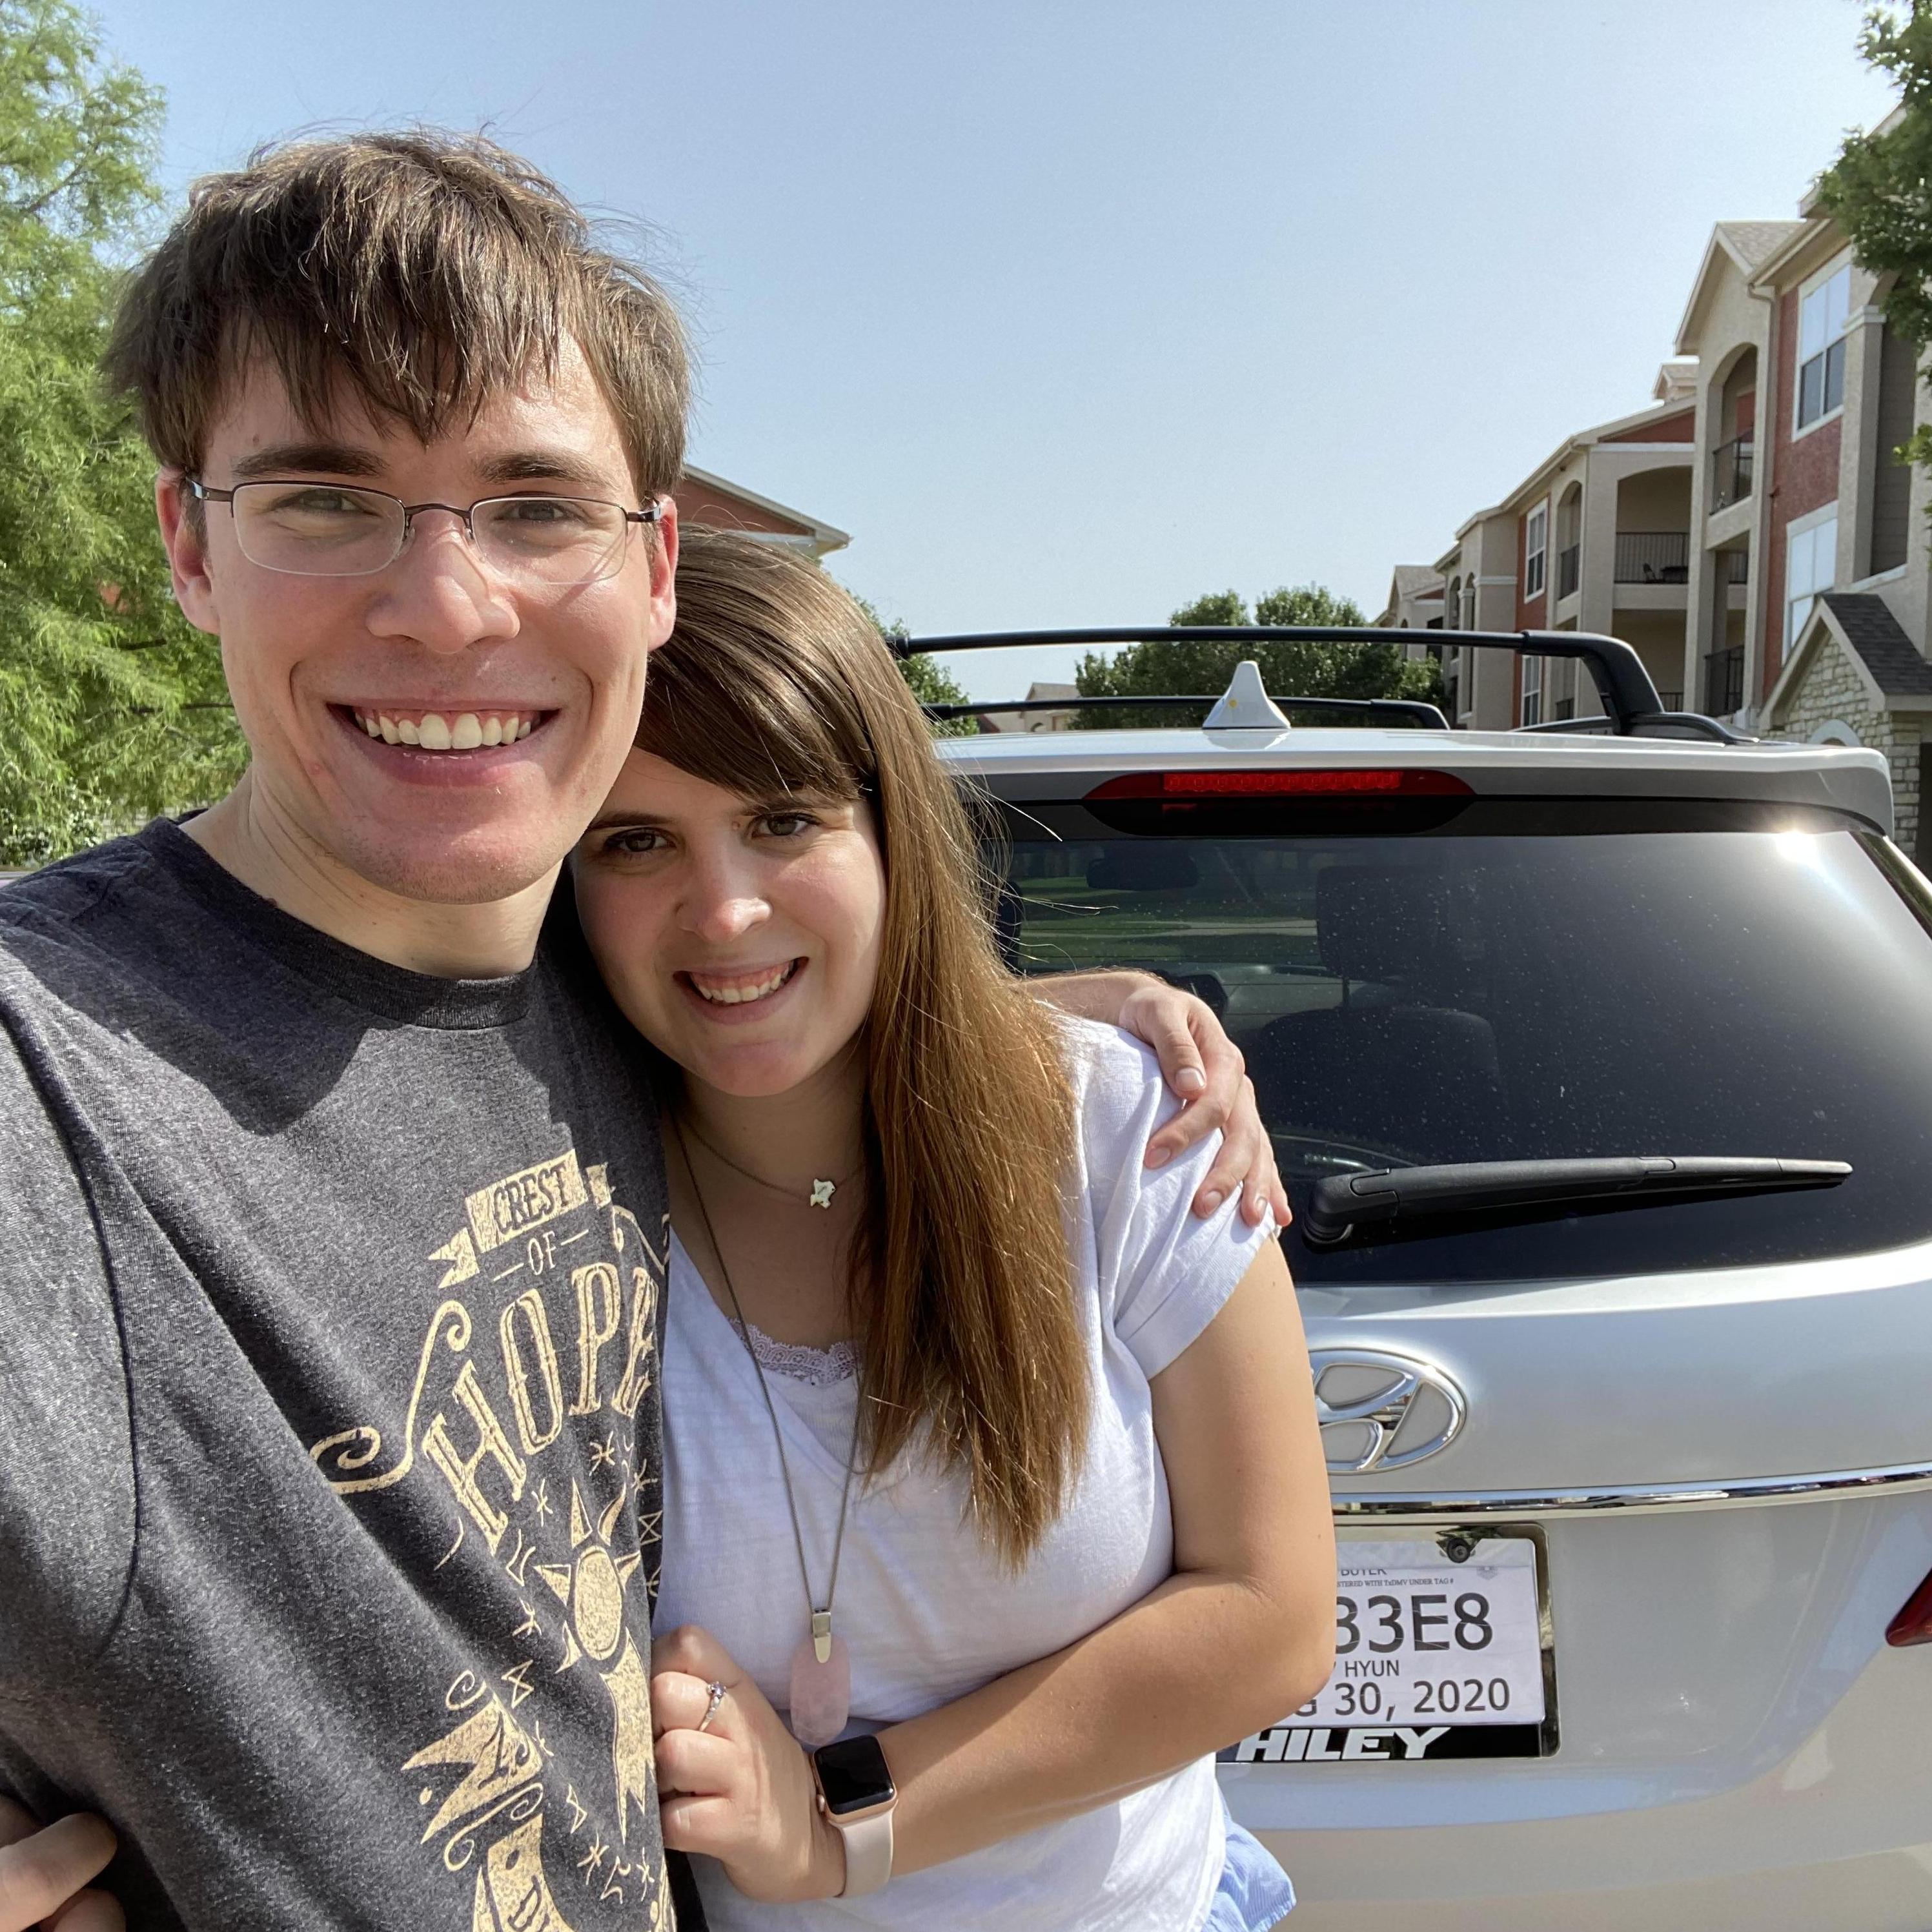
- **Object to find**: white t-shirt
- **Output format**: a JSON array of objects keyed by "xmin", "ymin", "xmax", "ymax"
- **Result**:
[{"xmin": 656, "ymin": 1019, "xmax": 1276, "ymax": 1931}]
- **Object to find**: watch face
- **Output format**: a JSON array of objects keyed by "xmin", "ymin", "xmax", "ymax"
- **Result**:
[{"xmin": 815, "ymin": 1734, "xmax": 895, "ymax": 1816}]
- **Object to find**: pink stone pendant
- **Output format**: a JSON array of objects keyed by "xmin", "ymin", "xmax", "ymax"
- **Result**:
[{"xmin": 788, "ymin": 1625, "xmax": 851, "ymax": 1747}]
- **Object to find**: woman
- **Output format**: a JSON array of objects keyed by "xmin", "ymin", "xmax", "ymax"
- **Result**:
[{"xmin": 572, "ymin": 530, "xmax": 1336, "ymax": 1930}]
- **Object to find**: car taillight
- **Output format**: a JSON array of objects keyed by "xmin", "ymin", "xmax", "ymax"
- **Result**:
[
  {"xmin": 1084, "ymin": 769, "xmax": 1475, "ymax": 801},
  {"xmin": 1887, "ymin": 1569, "xmax": 1932, "ymax": 1646}
]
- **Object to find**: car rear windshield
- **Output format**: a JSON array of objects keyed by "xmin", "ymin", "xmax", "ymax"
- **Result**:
[{"xmin": 992, "ymin": 795, "xmax": 1932, "ymax": 1283}]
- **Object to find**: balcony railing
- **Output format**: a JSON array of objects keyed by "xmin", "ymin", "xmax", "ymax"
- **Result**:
[
  {"xmin": 1658, "ymin": 689, "xmax": 1683, "ymax": 711},
  {"xmin": 1713, "ymin": 438, "xmax": 1753, "ymax": 510},
  {"xmin": 1614, "ymin": 531, "xmax": 1690, "ymax": 584},
  {"xmin": 1702, "ymin": 646, "xmax": 1745, "ymax": 715},
  {"xmin": 1557, "ymin": 543, "xmax": 1580, "ymax": 599},
  {"xmin": 1725, "ymin": 549, "xmax": 1750, "ymax": 585}
]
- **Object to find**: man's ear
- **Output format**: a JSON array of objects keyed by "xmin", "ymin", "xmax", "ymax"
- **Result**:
[
  {"xmin": 645, "ymin": 496, "xmax": 678, "ymax": 653},
  {"xmin": 156, "ymin": 470, "xmax": 220, "ymax": 636}
]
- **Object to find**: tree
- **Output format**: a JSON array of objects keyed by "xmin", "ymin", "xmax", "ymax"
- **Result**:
[
  {"xmin": 1818, "ymin": 6, "xmax": 1932, "ymax": 474},
  {"xmin": 0, "ymin": 0, "xmax": 243, "ymax": 865},
  {"xmin": 1072, "ymin": 582, "xmax": 1442, "ymax": 727},
  {"xmin": 841, "ymin": 584, "xmax": 979, "ymax": 737}
]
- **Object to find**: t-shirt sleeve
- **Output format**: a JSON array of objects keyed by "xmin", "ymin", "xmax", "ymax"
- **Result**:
[
  {"xmin": 1069, "ymin": 1021, "xmax": 1277, "ymax": 1380},
  {"xmin": 0, "ymin": 1017, "xmax": 137, "ymax": 1669}
]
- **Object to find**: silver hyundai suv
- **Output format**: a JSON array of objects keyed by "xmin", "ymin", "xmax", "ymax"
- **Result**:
[{"xmin": 915, "ymin": 627, "xmax": 1932, "ymax": 1932}]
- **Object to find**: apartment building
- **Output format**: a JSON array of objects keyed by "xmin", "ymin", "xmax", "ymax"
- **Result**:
[
  {"xmin": 1385, "ymin": 114, "xmax": 1932, "ymax": 855},
  {"xmin": 1408, "ymin": 367, "xmax": 1698, "ymax": 731},
  {"xmin": 1677, "ymin": 180, "xmax": 1932, "ymax": 852}
]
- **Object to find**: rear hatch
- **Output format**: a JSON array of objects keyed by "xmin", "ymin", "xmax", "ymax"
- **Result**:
[{"xmin": 967, "ymin": 733, "xmax": 1932, "ymax": 1827}]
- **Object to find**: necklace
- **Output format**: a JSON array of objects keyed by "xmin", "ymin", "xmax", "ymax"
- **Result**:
[
  {"xmin": 670, "ymin": 1118, "xmax": 862, "ymax": 1747},
  {"xmin": 679, "ymin": 1110, "xmax": 858, "ymax": 1211}
]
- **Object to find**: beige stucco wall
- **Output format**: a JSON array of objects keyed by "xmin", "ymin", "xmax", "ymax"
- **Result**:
[{"xmin": 1683, "ymin": 246, "xmax": 1776, "ymax": 715}]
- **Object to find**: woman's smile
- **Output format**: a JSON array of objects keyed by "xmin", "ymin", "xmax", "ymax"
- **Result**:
[{"xmin": 679, "ymin": 957, "xmax": 807, "ymax": 1018}]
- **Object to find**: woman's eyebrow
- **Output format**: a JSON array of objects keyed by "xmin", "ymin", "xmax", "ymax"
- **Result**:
[{"xmin": 582, "ymin": 807, "xmax": 675, "ymax": 836}]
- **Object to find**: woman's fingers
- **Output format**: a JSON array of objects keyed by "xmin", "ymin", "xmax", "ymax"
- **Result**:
[
  {"xmin": 659, "ymin": 1790, "xmax": 742, "ymax": 1858},
  {"xmin": 655, "ymin": 1724, "xmax": 740, "ymax": 1798},
  {"xmin": 651, "ymin": 1622, "xmax": 740, "ymax": 1688},
  {"xmin": 0, "ymin": 1813, "xmax": 117, "ymax": 1932},
  {"xmin": 651, "ymin": 1667, "xmax": 738, "ymax": 1742}
]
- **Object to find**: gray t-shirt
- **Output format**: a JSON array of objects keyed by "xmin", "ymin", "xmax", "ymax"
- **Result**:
[{"xmin": 0, "ymin": 819, "xmax": 692, "ymax": 1929}]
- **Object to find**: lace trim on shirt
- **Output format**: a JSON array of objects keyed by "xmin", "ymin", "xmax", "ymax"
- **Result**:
[{"xmin": 736, "ymin": 1321, "xmax": 858, "ymax": 1387}]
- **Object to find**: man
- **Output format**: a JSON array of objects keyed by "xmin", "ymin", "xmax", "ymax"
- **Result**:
[{"xmin": 0, "ymin": 132, "xmax": 1281, "ymax": 1929}]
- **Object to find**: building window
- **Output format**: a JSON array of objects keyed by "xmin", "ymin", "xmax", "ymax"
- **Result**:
[
  {"xmin": 1786, "ymin": 512, "xmax": 1838, "ymax": 644},
  {"xmin": 1524, "ymin": 506, "xmax": 1547, "ymax": 599},
  {"xmin": 1520, "ymin": 654, "xmax": 1542, "ymax": 727},
  {"xmin": 1796, "ymin": 265, "xmax": 1851, "ymax": 430}
]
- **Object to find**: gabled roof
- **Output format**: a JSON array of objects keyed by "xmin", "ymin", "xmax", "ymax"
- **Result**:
[
  {"xmin": 1717, "ymin": 221, "xmax": 1807, "ymax": 270},
  {"xmin": 1766, "ymin": 593, "xmax": 1932, "ymax": 724},
  {"xmin": 1392, "ymin": 565, "xmax": 1444, "ymax": 598},
  {"xmin": 1674, "ymin": 221, "xmax": 1804, "ymax": 352},
  {"xmin": 676, "ymin": 465, "xmax": 851, "ymax": 556},
  {"xmin": 1820, "ymin": 594, "xmax": 1932, "ymax": 697}
]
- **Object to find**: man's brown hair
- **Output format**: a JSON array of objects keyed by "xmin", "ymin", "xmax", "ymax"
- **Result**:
[{"xmin": 104, "ymin": 130, "xmax": 687, "ymax": 498}]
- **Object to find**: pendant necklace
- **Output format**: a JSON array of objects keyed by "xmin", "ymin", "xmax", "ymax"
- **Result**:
[
  {"xmin": 671, "ymin": 1117, "xmax": 862, "ymax": 1747},
  {"xmin": 678, "ymin": 1111, "xmax": 858, "ymax": 1212}
]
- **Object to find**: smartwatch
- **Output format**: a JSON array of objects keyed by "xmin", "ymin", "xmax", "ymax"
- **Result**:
[{"xmin": 810, "ymin": 1733, "xmax": 897, "ymax": 1897}]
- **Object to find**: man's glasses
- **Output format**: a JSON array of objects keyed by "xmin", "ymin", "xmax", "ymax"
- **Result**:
[{"xmin": 185, "ymin": 479, "xmax": 663, "ymax": 585}]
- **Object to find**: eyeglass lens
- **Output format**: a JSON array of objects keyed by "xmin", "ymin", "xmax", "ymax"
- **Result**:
[{"xmin": 227, "ymin": 483, "xmax": 633, "ymax": 584}]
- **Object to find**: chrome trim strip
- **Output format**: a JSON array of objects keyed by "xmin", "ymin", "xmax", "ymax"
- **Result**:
[{"xmin": 1331, "ymin": 1460, "xmax": 1932, "ymax": 1519}]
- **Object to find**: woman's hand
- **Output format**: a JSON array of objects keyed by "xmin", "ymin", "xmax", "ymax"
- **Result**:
[
  {"xmin": 0, "ymin": 1799, "xmax": 121, "ymax": 1931},
  {"xmin": 653, "ymin": 1625, "xmax": 846, "ymax": 1903}
]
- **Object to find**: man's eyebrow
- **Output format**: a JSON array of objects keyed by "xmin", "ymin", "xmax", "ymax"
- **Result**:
[
  {"xmin": 229, "ymin": 442, "xmax": 387, "ymax": 482},
  {"xmin": 477, "ymin": 448, "xmax": 622, "ymax": 492}
]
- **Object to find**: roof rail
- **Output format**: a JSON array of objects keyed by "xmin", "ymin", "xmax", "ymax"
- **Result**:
[
  {"xmin": 924, "ymin": 693, "xmax": 1451, "ymax": 729},
  {"xmin": 899, "ymin": 626, "xmax": 1689, "ymax": 738}
]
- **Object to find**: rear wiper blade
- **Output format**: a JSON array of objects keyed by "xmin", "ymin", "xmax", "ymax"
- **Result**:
[{"xmin": 1303, "ymin": 1156, "xmax": 1853, "ymax": 1248}]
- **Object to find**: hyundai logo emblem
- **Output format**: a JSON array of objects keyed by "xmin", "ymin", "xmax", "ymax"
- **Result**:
[{"xmin": 1310, "ymin": 1348, "xmax": 1467, "ymax": 1473}]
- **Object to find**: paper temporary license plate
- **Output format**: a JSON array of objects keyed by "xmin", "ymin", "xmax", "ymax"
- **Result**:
[{"xmin": 1222, "ymin": 1535, "xmax": 1552, "ymax": 1765}]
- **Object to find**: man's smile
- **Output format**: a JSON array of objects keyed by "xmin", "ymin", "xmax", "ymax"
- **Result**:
[{"xmin": 342, "ymin": 704, "xmax": 548, "ymax": 749}]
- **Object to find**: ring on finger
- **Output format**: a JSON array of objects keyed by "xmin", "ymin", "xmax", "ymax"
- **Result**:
[{"xmin": 696, "ymin": 1679, "xmax": 727, "ymax": 1734}]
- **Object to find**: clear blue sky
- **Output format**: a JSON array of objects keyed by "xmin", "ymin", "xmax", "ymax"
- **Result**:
[{"xmin": 91, "ymin": 0, "xmax": 1897, "ymax": 700}]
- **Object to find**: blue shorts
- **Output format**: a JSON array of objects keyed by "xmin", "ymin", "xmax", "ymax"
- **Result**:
[{"xmin": 1203, "ymin": 1802, "xmax": 1295, "ymax": 1931}]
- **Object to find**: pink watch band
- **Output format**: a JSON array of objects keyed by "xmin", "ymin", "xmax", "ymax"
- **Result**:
[{"xmin": 832, "ymin": 1805, "xmax": 893, "ymax": 1896}]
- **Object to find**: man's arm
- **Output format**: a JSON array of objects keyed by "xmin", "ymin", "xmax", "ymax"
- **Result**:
[
  {"xmin": 0, "ymin": 1032, "xmax": 136, "ymax": 1927},
  {"xmin": 1031, "ymin": 971, "xmax": 1288, "ymax": 1228}
]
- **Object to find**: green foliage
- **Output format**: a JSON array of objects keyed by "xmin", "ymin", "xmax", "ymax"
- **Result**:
[
  {"xmin": 1818, "ymin": 5, "xmax": 1932, "ymax": 472},
  {"xmin": 0, "ymin": 0, "xmax": 243, "ymax": 866},
  {"xmin": 843, "ymin": 585, "xmax": 979, "ymax": 738},
  {"xmin": 1072, "ymin": 582, "xmax": 1442, "ymax": 727}
]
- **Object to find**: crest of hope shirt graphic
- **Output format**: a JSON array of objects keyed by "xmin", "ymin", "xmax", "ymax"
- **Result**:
[{"xmin": 310, "ymin": 1147, "xmax": 676, "ymax": 1929}]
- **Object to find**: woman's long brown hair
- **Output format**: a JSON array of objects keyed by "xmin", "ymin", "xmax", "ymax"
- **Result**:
[{"xmin": 637, "ymin": 528, "xmax": 1083, "ymax": 1566}]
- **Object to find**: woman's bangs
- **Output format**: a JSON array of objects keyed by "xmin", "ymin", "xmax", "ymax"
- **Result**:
[{"xmin": 639, "ymin": 631, "xmax": 869, "ymax": 806}]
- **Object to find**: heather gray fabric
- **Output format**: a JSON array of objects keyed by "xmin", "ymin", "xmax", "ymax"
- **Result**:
[{"xmin": 0, "ymin": 818, "xmax": 689, "ymax": 1930}]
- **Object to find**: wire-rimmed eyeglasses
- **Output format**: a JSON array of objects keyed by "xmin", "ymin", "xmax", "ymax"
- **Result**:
[{"xmin": 185, "ymin": 478, "xmax": 663, "ymax": 585}]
